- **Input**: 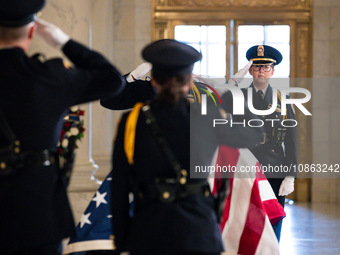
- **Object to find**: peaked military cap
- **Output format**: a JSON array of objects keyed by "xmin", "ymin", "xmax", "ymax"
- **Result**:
[
  {"xmin": 142, "ymin": 39, "xmax": 202, "ymax": 76},
  {"xmin": 0, "ymin": 0, "xmax": 45, "ymax": 27},
  {"xmin": 246, "ymin": 45, "xmax": 282, "ymax": 65}
]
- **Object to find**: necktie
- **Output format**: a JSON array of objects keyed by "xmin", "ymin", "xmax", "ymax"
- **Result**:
[
  {"xmin": 257, "ymin": 90, "xmax": 265, "ymax": 109},
  {"xmin": 257, "ymin": 90, "xmax": 264, "ymax": 100}
]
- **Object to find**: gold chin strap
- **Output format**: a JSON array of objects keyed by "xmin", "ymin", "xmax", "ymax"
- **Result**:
[
  {"xmin": 124, "ymin": 102, "xmax": 144, "ymax": 165},
  {"xmin": 250, "ymin": 58, "xmax": 276, "ymax": 65}
]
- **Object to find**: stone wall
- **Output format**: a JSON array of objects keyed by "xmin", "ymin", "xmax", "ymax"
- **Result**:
[{"xmin": 312, "ymin": 0, "xmax": 340, "ymax": 203}]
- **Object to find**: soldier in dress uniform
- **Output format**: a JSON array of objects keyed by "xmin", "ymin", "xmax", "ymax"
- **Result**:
[
  {"xmin": 110, "ymin": 39, "xmax": 263, "ymax": 255},
  {"xmin": 221, "ymin": 45, "xmax": 298, "ymax": 241},
  {"xmin": 0, "ymin": 1, "xmax": 125, "ymax": 254}
]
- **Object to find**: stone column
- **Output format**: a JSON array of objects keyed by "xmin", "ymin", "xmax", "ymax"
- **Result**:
[
  {"xmin": 312, "ymin": 0, "xmax": 340, "ymax": 203},
  {"xmin": 29, "ymin": 0, "xmax": 102, "ymax": 220},
  {"xmin": 90, "ymin": 0, "xmax": 123, "ymax": 182}
]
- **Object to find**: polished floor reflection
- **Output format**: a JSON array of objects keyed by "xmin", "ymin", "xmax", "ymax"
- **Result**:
[{"xmin": 279, "ymin": 202, "xmax": 340, "ymax": 255}]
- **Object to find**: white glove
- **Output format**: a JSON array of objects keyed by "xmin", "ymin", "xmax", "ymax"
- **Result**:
[
  {"xmin": 36, "ymin": 19, "xmax": 70, "ymax": 49},
  {"xmin": 278, "ymin": 176, "xmax": 295, "ymax": 196},
  {"xmin": 126, "ymin": 62, "xmax": 152, "ymax": 83},
  {"xmin": 227, "ymin": 61, "xmax": 253, "ymax": 86}
]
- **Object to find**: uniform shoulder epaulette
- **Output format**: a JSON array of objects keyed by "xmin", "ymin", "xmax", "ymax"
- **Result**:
[
  {"xmin": 31, "ymin": 53, "xmax": 47, "ymax": 63},
  {"xmin": 42, "ymin": 58, "xmax": 70, "ymax": 71}
]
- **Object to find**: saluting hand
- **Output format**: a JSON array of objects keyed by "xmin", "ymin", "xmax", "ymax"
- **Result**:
[
  {"xmin": 126, "ymin": 62, "xmax": 152, "ymax": 83},
  {"xmin": 36, "ymin": 19, "xmax": 70, "ymax": 49},
  {"xmin": 227, "ymin": 60, "xmax": 253, "ymax": 87}
]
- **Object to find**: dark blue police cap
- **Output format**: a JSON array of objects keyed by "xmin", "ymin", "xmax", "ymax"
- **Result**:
[
  {"xmin": 0, "ymin": 0, "xmax": 45, "ymax": 27},
  {"xmin": 246, "ymin": 45, "xmax": 282, "ymax": 65},
  {"xmin": 142, "ymin": 39, "xmax": 202, "ymax": 76}
]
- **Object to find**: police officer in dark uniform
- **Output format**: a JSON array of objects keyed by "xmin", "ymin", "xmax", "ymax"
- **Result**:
[
  {"xmin": 110, "ymin": 39, "xmax": 263, "ymax": 255},
  {"xmin": 221, "ymin": 45, "xmax": 297, "ymax": 241},
  {"xmin": 0, "ymin": 1, "xmax": 125, "ymax": 254}
]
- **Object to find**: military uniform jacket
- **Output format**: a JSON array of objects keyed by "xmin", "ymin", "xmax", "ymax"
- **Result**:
[
  {"xmin": 0, "ymin": 40, "xmax": 125, "ymax": 252},
  {"xmin": 111, "ymin": 97, "xmax": 263, "ymax": 254},
  {"xmin": 221, "ymin": 84, "xmax": 298, "ymax": 183}
]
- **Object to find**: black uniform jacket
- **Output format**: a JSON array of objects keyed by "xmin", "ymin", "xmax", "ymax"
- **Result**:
[
  {"xmin": 0, "ymin": 40, "xmax": 125, "ymax": 252},
  {"xmin": 111, "ymin": 97, "xmax": 263, "ymax": 254},
  {"xmin": 100, "ymin": 79, "xmax": 156, "ymax": 110},
  {"xmin": 221, "ymin": 84, "xmax": 298, "ymax": 185}
]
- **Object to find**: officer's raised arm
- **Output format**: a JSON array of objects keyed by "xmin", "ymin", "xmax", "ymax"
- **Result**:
[
  {"xmin": 36, "ymin": 19, "xmax": 70, "ymax": 49},
  {"xmin": 36, "ymin": 19, "xmax": 125, "ymax": 105},
  {"xmin": 100, "ymin": 63, "xmax": 156, "ymax": 110}
]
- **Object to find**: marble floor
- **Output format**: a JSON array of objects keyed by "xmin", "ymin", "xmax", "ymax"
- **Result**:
[{"xmin": 279, "ymin": 202, "xmax": 340, "ymax": 255}]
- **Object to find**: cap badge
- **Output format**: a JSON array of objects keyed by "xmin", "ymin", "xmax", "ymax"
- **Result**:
[{"xmin": 257, "ymin": 45, "xmax": 264, "ymax": 56}]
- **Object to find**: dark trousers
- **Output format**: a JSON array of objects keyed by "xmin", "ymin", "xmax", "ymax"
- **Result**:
[
  {"xmin": 268, "ymin": 178, "xmax": 286, "ymax": 242},
  {"xmin": 4, "ymin": 241, "xmax": 62, "ymax": 255},
  {"xmin": 272, "ymin": 218, "xmax": 283, "ymax": 242}
]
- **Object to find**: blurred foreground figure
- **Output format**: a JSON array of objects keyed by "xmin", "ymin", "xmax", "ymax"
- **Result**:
[
  {"xmin": 111, "ymin": 39, "xmax": 262, "ymax": 255},
  {"xmin": 0, "ymin": 0, "xmax": 125, "ymax": 254}
]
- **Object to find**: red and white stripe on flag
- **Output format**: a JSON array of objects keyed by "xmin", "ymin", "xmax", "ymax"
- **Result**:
[{"xmin": 212, "ymin": 145, "xmax": 284, "ymax": 255}]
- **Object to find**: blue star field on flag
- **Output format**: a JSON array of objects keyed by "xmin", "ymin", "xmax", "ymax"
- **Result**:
[{"xmin": 63, "ymin": 172, "xmax": 115, "ymax": 254}]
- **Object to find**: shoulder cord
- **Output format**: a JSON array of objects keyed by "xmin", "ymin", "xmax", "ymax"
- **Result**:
[
  {"xmin": 124, "ymin": 102, "xmax": 144, "ymax": 165},
  {"xmin": 277, "ymin": 90, "xmax": 286, "ymax": 121},
  {"xmin": 124, "ymin": 103, "xmax": 187, "ymax": 184}
]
